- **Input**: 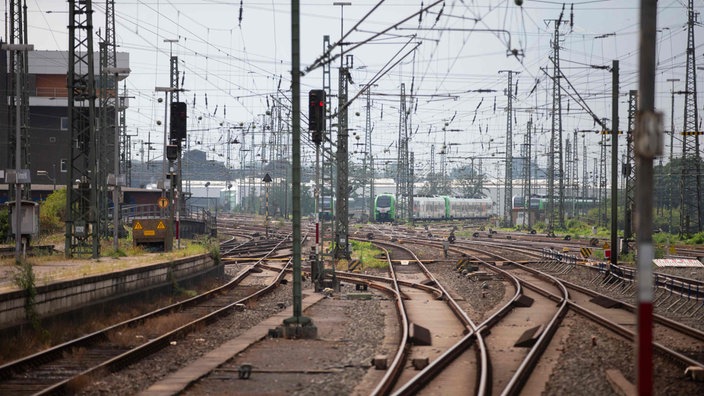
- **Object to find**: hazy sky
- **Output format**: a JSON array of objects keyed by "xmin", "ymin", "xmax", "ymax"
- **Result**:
[{"xmin": 4, "ymin": 0, "xmax": 703, "ymax": 181}]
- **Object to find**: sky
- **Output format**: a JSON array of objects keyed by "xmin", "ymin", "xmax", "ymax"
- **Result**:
[{"xmin": 3, "ymin": 0, "xmax": 704, "ymax": 183}]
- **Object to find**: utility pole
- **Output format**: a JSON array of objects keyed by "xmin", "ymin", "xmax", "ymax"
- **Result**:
[
  {"xmin": 98, "ymin": 42, "xmax": 109, "ymax": 239},
  {"xmin": 316, "ymin": 34, "xmax": 335, "ymax": 283},
  {"xmin": 582, "ymin": 133, "xmax": 588, "ymax": 200},
  {"xmin": 396, "ymin": 83, "xmax": 409, "ymax": 222},
  {"xmin": 571, "ymin": 129, "xmax": 579, "ymax": 213},
  {"xmin": 97, "ymin": 0, "xmax": 119, "ymax": 242},
  {"xmin": 335, "ymin": 53, "xmax": 352, "ymax": 259},
  {"xmin": 610, "ymin": 60, "xmax": 619, "ymax": 265},
  {"xmin": 334, "ymin": 1, "xmax": 352, "ymax": 260},
  {"xmin": 409, "ymin": 152, "xmax": 414, "ymax": 221},
  {"xmin": 499, "ymin": 70, "xmax": 518, "ymax": 227},
  {"xmin": 5, "ymin": 0, "xmax": 32, "ymax": 263},
  {"xmin": 547, "ymin": 11, "xmax": 569, "ymax": 232},
  {"xmin": 7, "ymin": 0, "xmax": 31, "ymax": 202},
  {"xmin": 523, "ymin": 118, "xmax": 532, "ymax": 229},
  {"xmin": 565, "ymin": 137, "xmax": 573, "ymax": 215},
  {"xmin": 66, "ymin": 0, "xmax": 99, "ymax": 258},
  {"xmin": 282, "ymin": 0, "xmax": 315, "ymax": 336},
  {"xmin": 623, "ymin": 90, "xmax": 637, "ymax": 255},
  {"xmin": 119, "ymin": 81, "xmax": 132, "ymax": 187},
  {"xmin": 363, "ymin": 87, "xmax": 372, "ymax": 221},
  {"xmin": 599, "ymin": 123, "xmax": 608, "ymax": 227},
  {"xmin": 679, "ymin": 0, "xmax": 702, "ymax": 236},
  {"xmin": 666, "ymin": 78, "xmax": 680, "ymax": 232}
]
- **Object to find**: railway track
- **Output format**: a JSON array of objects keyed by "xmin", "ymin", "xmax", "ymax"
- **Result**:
[
  {"xmin": 3, "ymin": 214, "xmax": 702, "ymax": 394},
  {"xmin": 373, "ymin": 229, "xmax": 704, "ymax": 393},
  {"xmin": 0, "ymin": 232, "xmax": 292, "ymax": 395},
  {"xmin": 365, "ymin": 239, "xmax": 486, "ymax": 396}
]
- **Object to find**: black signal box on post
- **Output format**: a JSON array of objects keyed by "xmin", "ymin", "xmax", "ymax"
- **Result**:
[
  {"xmin": 170, "ymin": 101, "xmax": 187, "ymax": 142},
  {"xmin": 166, "ymin": 144, "xmax": 179, "ymax": 161},
  {"xmin": 308, "ymin": 89, "xmax": 326, "ymax": 144}
]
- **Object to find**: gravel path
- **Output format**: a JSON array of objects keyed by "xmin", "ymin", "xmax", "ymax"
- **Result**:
[{"xmin": 77, "ymin": 265, "xmax": 389, "ymax": 396}]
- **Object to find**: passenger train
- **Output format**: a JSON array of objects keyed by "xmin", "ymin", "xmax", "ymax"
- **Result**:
[
  {"xmin": 373, "ymin": 194, "xmax": 493, "ymax": 222},
  {"xmin": 511, "ymin": 195, "xmax": 598, "ymax": 211}
]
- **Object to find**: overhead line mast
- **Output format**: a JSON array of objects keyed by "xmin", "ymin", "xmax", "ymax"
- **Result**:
[
  {"xmin": 546, "ymin": 9, "xmax": 569, "ymax": 233},
  {"xmin": 499, "ymin": 70, "xmax": 518, "ymax": 227},
  {"xmin": 8, "ymin": 0, "xmax": 31, "ymax": 201},
  {"xmin": 679, "ymin": 0, "xmax": 702, "ymax": 236},
  {"xmin": 66, "ymin": 0, "xmax": 99, "ymax": 258}
]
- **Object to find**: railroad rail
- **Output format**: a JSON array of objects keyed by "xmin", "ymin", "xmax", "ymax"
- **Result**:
[{"xmin": 0, "ymin": 233, "xmax": 292, "ymax": 395}]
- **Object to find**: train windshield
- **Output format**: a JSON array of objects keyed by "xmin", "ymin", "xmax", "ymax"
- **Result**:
[{"xmin": 377, "ymin": 195, "xmax": 392, "ymax": 206}]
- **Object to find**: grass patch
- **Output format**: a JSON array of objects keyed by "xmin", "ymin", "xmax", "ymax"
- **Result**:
[{"xmin": 351, "ymin": 240, "xmax": 387, "ymax": 269}]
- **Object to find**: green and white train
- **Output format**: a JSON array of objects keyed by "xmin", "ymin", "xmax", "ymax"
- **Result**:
[{"xmin": 374, "ymin": 194, "xmax": 493, "ymax": 222}]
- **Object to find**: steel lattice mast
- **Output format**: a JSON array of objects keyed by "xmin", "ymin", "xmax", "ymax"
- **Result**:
[
  {"xmin": 334, "ymin": 54, "xmax": 352, "ymax": 259},
  {"xmin": 548, "ymin": 17, "xmax": 566, "ymax": 232},
  {"xmin": 500, "ymin": 70, "xmax": 518, "ymax": 226},
  {"xmin": 96, "ymin": 0, "xmax": 119, "ymax": 238},
  {"xmin": 679, "ymin": 0, "xmax": 702, "ymax": 235},
  {"xmin": 522, "ymin": 118, "xmax": 532, "ymax": 229},
  {"xmin": 624, "ymin": 90, "xmax": 638, "ymax": 253},
  {"xmin": 66, "ymin": 0, "xmax": 99, "ymax": 257},
  {"xmin": 396, "ymin": 83, "xmax": 409, "ymax": 221},
  {"xmin": 364, "ymin": 87, "xmax": 373, "ymax": 220},
  {"xmin": 8, "ymin": 0, "xmax": 31, "ymax": 200}
]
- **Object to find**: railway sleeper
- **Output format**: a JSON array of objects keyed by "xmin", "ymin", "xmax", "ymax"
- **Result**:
[{"xmin": 372, "ymin": 355, "xmax": 389, "ymax": 370}]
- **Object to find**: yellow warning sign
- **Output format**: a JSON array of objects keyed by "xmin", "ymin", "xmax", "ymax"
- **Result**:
[
  {"xmin": 669, "ymin": 246, "xmax": 676, "ymax": 254},
  {"xmin": 580, "ymin": 248, "xmax": 593, "ymax": 258},
  {"xmin": 603, "ymin": 242, "xmax": 610, "ymax": 250},
  {"xmin": 157, "ymin": 221, "xmax": 166, "ymax": 230},
  {"xmin": 134, "ymin": 221, "xmax": 143, "ymax": 230},
  {"xmin": 144, "ymin": 230, "xmax": 155, "ymax": 236},
  {"xmin": 158, "ymin": 197, "xmax": 169, "ymax": 209}
]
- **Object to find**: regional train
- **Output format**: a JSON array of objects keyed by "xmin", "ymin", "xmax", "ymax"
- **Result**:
[
  {"xmin": 511, "ymin": 195, "xmax": 598, "ymax": 211},
  {"xmin": 373, "ymin": 194, "xmax": 493, "ymax": 222},
  {"xmin": 374, "ymin": 193, "xmax": 396, "ymax": 222}
]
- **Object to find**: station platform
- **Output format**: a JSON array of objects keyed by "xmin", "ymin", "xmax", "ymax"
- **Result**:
[{"xmin": 0, "ymin": 246, "xmax": 220, "ymax": 331}]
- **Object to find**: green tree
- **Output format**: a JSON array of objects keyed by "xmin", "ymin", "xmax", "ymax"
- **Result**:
[
  {"xmin": 0, "ymin": 207, "xmax": 9, "ymax": 242},
  {"xmin": 451, "ymin": 165, "xmax": 488, "ymax": 198},
  {"xmin": 39, "ymin": 188, "xmax": 66, "ymax": 235}
]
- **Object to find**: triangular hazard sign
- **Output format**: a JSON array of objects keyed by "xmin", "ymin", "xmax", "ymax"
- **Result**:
[
  {"xmin": 157, "ymin": 221, "xmax": 166, "ymax": 229},
  {"xmin": 134, "ymin": 222, "xmax": 143, "ymax": 230}
]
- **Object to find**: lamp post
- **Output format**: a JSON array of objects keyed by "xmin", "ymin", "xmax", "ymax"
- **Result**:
[{"xmin": 3, "ymin": 43, "xmax": 34, "ymax": 263}]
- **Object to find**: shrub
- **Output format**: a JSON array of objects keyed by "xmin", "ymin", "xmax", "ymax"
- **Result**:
[
  {"xmin": 0, "ymin": 207, "xmax": 9, "ymax": 242},
  {"xmin": 39, "ymin": 188, "xmax": 66, "ymax": 235}
]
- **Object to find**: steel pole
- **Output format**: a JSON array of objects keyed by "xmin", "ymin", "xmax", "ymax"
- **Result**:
[
  {"xmin": 611, "ymin": 60, "xmax": 619, "ymax": 265},
  {"xmin": 14, "ymin": 53, "xmax": 22, "ymax": 263},
  {"xmin": 636, "ymin": 1, "xmax": 658, "ymax": 394}
]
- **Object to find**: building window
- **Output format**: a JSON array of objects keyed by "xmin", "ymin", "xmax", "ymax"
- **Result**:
[
  {"xmin": 49, "ymin": 137, "xmax": 56, "ymax": 143},
  {"xmin": 60, "ymin": 159, "xmax": 67, "ymax": 172},
  {"xmin": 60, "ymin": 117, "xmax": 68, "ymax": 131}
]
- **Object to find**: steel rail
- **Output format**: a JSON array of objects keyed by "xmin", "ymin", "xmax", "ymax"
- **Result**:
[{"xmin": 0, "ymin": 234, "xmax": 292, "ymax": 394}]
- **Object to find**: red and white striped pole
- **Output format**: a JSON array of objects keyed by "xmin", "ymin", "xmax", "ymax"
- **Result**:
[{"xmin": 635, "ymin": 1, "xmax": 659, "ymax": 394}]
